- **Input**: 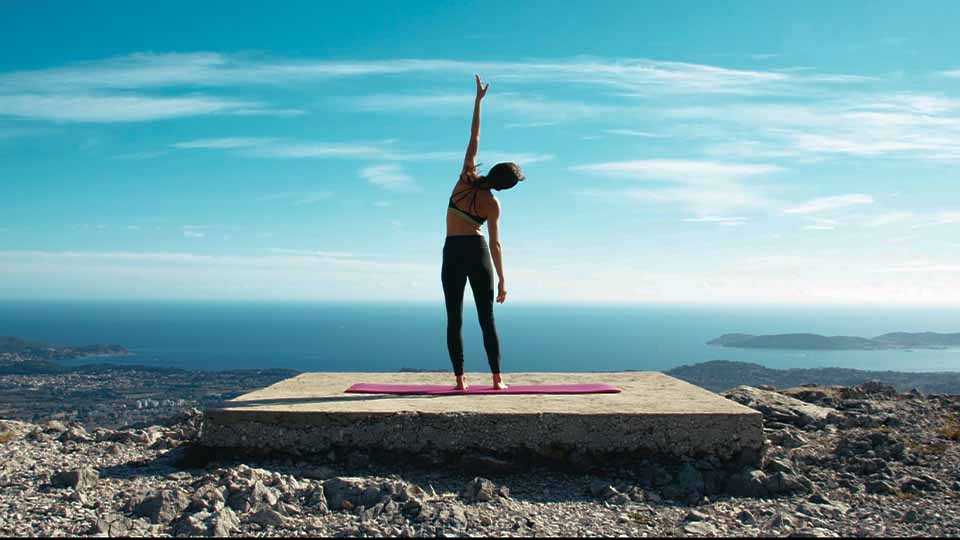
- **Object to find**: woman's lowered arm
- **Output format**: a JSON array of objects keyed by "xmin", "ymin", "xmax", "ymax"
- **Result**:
[{"xmin": 487, "ymin": 198, "xmax": 507, "ymax": 304}]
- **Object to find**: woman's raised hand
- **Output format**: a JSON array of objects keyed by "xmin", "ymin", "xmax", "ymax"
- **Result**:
[{"xmin": 475, "ymin": 74, "xmax": 489, "ymax": 100}]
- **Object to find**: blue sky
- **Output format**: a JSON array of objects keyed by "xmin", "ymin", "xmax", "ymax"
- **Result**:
[{"xmin": 2, "ymin": 0, "xmax": 959, "ymax": 304}]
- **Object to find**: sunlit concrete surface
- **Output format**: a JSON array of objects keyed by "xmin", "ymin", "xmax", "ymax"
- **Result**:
[{"xmin": 200, "ymin": 372, "xmax": 763, "ymax": 465}]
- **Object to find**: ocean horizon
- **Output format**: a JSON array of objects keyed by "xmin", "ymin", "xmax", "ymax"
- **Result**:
[{"xmin": 3, "ymin": 300, "xmax": 960, "ymax": 374}]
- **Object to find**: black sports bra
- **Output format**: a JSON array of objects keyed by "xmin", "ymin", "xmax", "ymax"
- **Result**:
[{"xmin": 447, "ymin": 181, "xmax": 486, "ymax": 226}]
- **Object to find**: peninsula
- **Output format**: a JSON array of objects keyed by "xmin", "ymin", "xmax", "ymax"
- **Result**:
[{"xmin": 708, "ymin": 331, "xmax": 960, "ymax": 351}]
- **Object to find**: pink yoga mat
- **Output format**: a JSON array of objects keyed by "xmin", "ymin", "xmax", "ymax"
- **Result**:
[{"xmin": 344, "ymin": 383, "xmax": 622, "ymax": 395}]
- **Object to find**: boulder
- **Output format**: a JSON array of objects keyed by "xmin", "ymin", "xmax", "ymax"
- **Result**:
[
  {"xmin": 725, "ymin": 467, "xmax": 769, "ymax": 498},
  {"xmin": 900, "ymin": 474, "xmax": 945, "ymax": 493},
  {"xmin": 58, "ymin": 426, "xmax": 93, "ymax": 443},
  {"xmin": 683, "ymin": 521, "xmax": 719, "ymax": 535},
  {"xmin": 764, "ymin": 471, "xmax": 812, "ymax": 495},
  {"xmin": 44, "ymin": 420, "xmax": 67, "ymax": 432},
  {"xmin": 323, "ymin": 477, "xmax": 383, "ymax": 512},
  {"xmin": 190, "ymin": 483, "xmax": 226, "ymax": 512},
  {"xmin": 852, "ymin": 381, "xmax": 897, "ymax": 398},
  {"xmin": 789, "ymin": 528, "xmax": 840, "ymax": 538},
  {"xmin": 864, "ymin": 479, "xmax": 897, "ymax": 495},
  {"xmin": 684, "ymin": 509, "xmax": 710, "ymax": 522},
  {"xmin": 305, "ymin": 486, "xmax": 328, "ymax": 513},
  {"xmin": 589, "ymin": 480, "xmax": 619, "ymax": 499},
  {"xmin": 51, "ymin": 467, "xmax": 98, "ymax": 491},
  {"xmin": 88, "ymin": 515, "xmax": 136, "ymax": 537},
  {"xmin": 765, "ymin": 457, "xmax": 797, "ymax": 475},
  {"xmin": 173, "ymin": 512, "xmax": 211, "ymax": 537},
  {"xmin": 133, "ymin": 489, "xmax": 191, "ymax": 524},
  {"xmin": 173, "ymin": 508, "xmax": 240, "ymax": 537},
  {"xmin": 836, "ymin": 430, "xmax": 906, "ymax": 461},
  {"xmin": 462, "ymin": 477, "xmax": 498, "ymax": 503},
  {"xmin": 247, "ymin": 507, "xmax": 294, "ymax": 529},
  {"xmin": 736, "ymin": 509, "xmax": 756, "ymax": 524},
  {"xmin": 780, "ymin": 386, "xmax": 843, "ymax": 407},
  {"xmin": 248, "ymin": 481, "xmax": 280, "ymax": 508},
  {"xmin": 723, "ymin": 386, "xmax": 835, "ymax": 427},
  {"xmin": 768, "ymin": 512, "xmax": 798, "ymax": 529}
]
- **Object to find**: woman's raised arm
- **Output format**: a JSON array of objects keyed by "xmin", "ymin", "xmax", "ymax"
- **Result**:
[{"xmin": 461, "ymin": 74, "xmax": 489, "ymax": 180}]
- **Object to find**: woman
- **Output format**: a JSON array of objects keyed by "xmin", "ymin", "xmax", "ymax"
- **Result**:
[{"xmin": 442, "ymin": 74, "xmax": 525, "ymax": 391}]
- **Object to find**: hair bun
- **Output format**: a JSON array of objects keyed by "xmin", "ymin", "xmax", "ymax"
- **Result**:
[{"xmin": 485, "ymin": 162, "xmax": 525, "ymax": 191}]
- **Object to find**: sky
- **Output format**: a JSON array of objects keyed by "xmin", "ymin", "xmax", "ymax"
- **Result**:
[{"xmin": 1, "ymin": 0, "xmax": 959, "ymax": 304}]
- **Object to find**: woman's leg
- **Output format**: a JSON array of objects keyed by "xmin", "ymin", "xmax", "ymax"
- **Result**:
[
  {"xmin": 467, "ymin": 247, "xmax": 501, "ymax": 375},
  {"xmin": 441, "ymin": 246, "xmax": 468, "ymax": 377}
]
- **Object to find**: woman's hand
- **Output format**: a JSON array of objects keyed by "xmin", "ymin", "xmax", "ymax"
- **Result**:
[
  {"xmin": 496, "ymin": 282, "xmax": 507, "ymax": 304},
  {"xmin": 475, "ymin": 74, "xmax": 489, "ymax": 101}
]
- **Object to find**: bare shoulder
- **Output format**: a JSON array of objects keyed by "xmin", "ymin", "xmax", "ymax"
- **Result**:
[{"xmin": 486, "ymin": 193, "xmax": 501, "ymax": 215}]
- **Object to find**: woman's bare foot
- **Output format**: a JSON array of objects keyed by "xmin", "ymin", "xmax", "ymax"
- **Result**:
[
  {"xmin": 455, "ymin": 375, "xmax": 468, "ymax": 391},
  {"xmin": 492, "ymin": 373, "xmax": 508, "ymax": 390}
]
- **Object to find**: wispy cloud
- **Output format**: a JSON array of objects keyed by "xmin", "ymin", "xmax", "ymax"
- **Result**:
[
  {"xmin": 173, "ymin": 137, "xmax": 277, "ymax": 149},
  {"xmin": 683, "ymin": 215, "xmax": 747, "ymax": 226},
  {"xmin": 112, "ymin": 149, "xmax": 172, "ymax": 160},
  {"xmin": 231, "ymin": 107, "xmax": 306, "ymax": 117},
  {"xmin": 573, "ymin": 159, "xmax": 782, "ymax": 181},
  {"xmin": 249, "ymin": 142, "xmax": 394, "ymax": 160},
  {"xmin": 0, "ymin": 249, "xmax": 431, "ymax": 273},
  {"xmin": 667, "ymin": 93, "xmax": 960, "ymax": 162},
  {"xmin": 860, "ymin": 211, "xmax": 915, "ymax": 227},
  {"xmin": 266, "ymin": 248, "xmax": 355, "ymax": 258},
  {"xmin": 912, "ymin": 211, "xmax": 960, "ymax": 228},
  {"xmin": 360, "ymin": 164, "xmax": 417, "ymax": 191},
  {"xmin": 296, "ymin": 192, "xmax": 335, "ymax": 205},
  {"xmin": 171, "ymin": 135, "xmax": 549, "ymax": 165},
  {"xmin": 573, "ymin": 159, "xmax": 782, "ymax": 213},
  {"xmin": 802, "ymin": 217, "xmax": 843, "ymax": 231},
  {"xmin": 347, "ymin": 92, "xmax": 634, "ymax": 124},
  {"xmin": 0, "ymin": 93, "xmax": 260, "ymax": 123},
  {"xmin": 0, "ymin": 125, "xmax": 53, "ymax": 139},
  {"xmin": 869, "ymin": 263, "xmax": 960, "ymax": 273},
  {"xmin": 477, "ymin": 151, "xmax": 554, "ymax": 165},
  {"xmin": 505, "ymin": 120, "xmax": 562, "ymax": 129},
  {"xmin": 0, "ymin": 52, "xmax": 862, "ymax": 96},
  {"xmin": 782, "ymin": 194, "xmax": 874, "ymax": 215},
  {"xmin": 259, "ymin": 191, "xmax": 334, "ymax": 205},
  {"xmin": 172, "ymin": 136, "xmax": 464, "ymax": 161},
  {"xmin": 0, "ymin": 52, "xmax": 877, "ymax": 132},
  {"xmin": 604, "ymin": 129, "xmax": 669, "ymax": 138}
]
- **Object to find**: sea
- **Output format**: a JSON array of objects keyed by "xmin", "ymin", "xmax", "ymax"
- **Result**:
[{"xmin": 2, "ymin": 301, "xmax": 960, "ymax": 373}]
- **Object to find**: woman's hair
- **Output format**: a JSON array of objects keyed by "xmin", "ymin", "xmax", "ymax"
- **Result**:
[
  {"xmin": 461, "ymin": 162, "xmax": 482, "ymax": 182},
  {"xmin": 480, "ymin": 162, "xmax": 525, "ymax": 191}
]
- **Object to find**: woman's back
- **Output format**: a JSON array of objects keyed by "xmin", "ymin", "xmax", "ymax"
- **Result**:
[{"xmin": 446, "ymin": 177, "xmax": 492, "ymax": 237}]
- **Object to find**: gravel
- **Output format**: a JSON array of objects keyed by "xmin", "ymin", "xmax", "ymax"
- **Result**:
[{"xmin": 1, "ymin": 379, "xmax": 959, "ymax": 537}]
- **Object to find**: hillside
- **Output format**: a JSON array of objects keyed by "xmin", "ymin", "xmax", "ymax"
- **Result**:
[{"xmin": 666, "ymin": 360, "xmax": 960, "ymax": 394}]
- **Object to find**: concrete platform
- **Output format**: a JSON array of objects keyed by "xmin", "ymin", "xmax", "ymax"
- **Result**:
[{"xmin": 200, "ymin": 372, "xmax": 763, "ymax": 466}]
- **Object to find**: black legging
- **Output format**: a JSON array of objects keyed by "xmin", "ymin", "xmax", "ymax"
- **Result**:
[{"xmin": 441, "ymin": 235, "xmax": 501, "ymax": 376}]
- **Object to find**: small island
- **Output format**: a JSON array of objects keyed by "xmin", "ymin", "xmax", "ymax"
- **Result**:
[{"xmin": 708, "ymin": 331, "xmax": 960, "ymax": 350}]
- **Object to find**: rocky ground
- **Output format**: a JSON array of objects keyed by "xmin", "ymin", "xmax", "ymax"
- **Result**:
[{"xmin": 1, "ymin": 381, "xmax": 958, "ymax": 537}]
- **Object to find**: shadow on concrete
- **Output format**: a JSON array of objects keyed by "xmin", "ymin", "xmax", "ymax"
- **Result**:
[{"xmin": 214, "ymin": 393, "xmax": 471, "ymax": 408}]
